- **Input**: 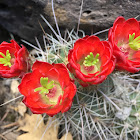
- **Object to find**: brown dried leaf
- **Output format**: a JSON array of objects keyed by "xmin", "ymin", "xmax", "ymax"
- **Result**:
[
  {"xmin": 60, "ymin": 133, "xmax": 73, "ymax": 140},
  {"xmin": 17, "ymin": 114, "xmax": 73, "ymax": 140},
  {"xmin": 11, "ymin": 80, "xmax": 20, "ymax": 94},
  {"xmin": 17, "ymin": 102, "xmax": 26, "ymax": 116}
]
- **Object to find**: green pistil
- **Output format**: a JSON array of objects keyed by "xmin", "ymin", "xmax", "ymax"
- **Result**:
[
  {"xmin": 0, "ymin": 50, "xmax": 12, "ymax": 67},
  {"xmin": 83, "ymin": 52, "xmax": 99, "ymax": 67},
  {"xmin": 34, "ymin": 77, "xmax": 55, "ymax": 94},
  {"xmin": 129, "ymin": 33, "xmax": 140, "ymax": 51}
]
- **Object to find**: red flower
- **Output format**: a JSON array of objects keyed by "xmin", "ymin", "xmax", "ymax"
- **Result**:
[
  {"xmin": 108, "ymin": 16, "xmax": 140, "ymax": 73},
  {"xmin": 18, "ymin": 61, "xmax": 76, "ymax": 117},
  {"xmin": 0, "ymin": 40, "xmax": 30, "ymax": 78},
  {"xmin": 67, "ymin": 35, "xmax": 116, "ymax": 87}
]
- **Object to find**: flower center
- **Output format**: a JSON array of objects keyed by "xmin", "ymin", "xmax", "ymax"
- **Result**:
[
  {"xmin": 34, "ymin": 77, "xmax": 55, "ymax": 94},
  {"xmin": 47, "ymin": 86, "xmax": 57, "ymax": 98},
  {"xmin": 83, "ymin": 65, "xmax": 95, "ymax": 72},
  {"xmin": 80, "ymin": 52, "xmax": 100, "ymax": 75},
  {"xmin": 119, "ymin": 44, "xmax": 130, "ymax": 55},
  {"xmin": 34, "ymin": 77, "xmax": 63, "ymax": 105},
  {"xmin": 129, "ymin": 33, "xmax": 140, "ymax": 51},
  {"xmin": 0, "ymin": 50, "xmax": 12, "ymax": 67},
  {"xmin": 83, "ymin": 52, "xmax": 99, "ymax": 67}
]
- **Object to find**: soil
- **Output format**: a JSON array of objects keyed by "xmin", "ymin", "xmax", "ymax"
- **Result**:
[{"xmin": 0, "ymin": 78, "xmax": 22, "ymax": 140}]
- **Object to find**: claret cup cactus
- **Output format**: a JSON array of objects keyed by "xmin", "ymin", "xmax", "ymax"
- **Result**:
[{"xmin": 0, "ymin": 14, "xmax": 140, "ymax": 140}]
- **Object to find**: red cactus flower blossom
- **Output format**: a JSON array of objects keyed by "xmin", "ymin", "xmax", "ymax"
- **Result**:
[
  {"xmin": 67, "ymin": 35, "xmax": 116, "ymax": 87},
  {"xmin": 108, "ymin": 16, "xmax": 140, "ymax": 73},
  {"xmin": 18, "ymin": 61, "xmax": 76, "ymax": 117},
  {"xmin": 0, "ymin": 40, "xmax": 30, "ymax": 78}
]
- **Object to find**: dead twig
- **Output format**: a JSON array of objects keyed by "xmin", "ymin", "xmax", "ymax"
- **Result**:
[
  {"xmin": 0, "ymin": 110, "xmax": 9, "ymax": 123},
  {"xmin": 1, "ymin": 122, "xmax": 19, "ymax": 129},
  {"xmin": 0, "ymin": 134, "xmax": 8, "ymax": 140},
  {"xmin": 2, "ymin": 126, "xmax": 19, "ymax": 136}
]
